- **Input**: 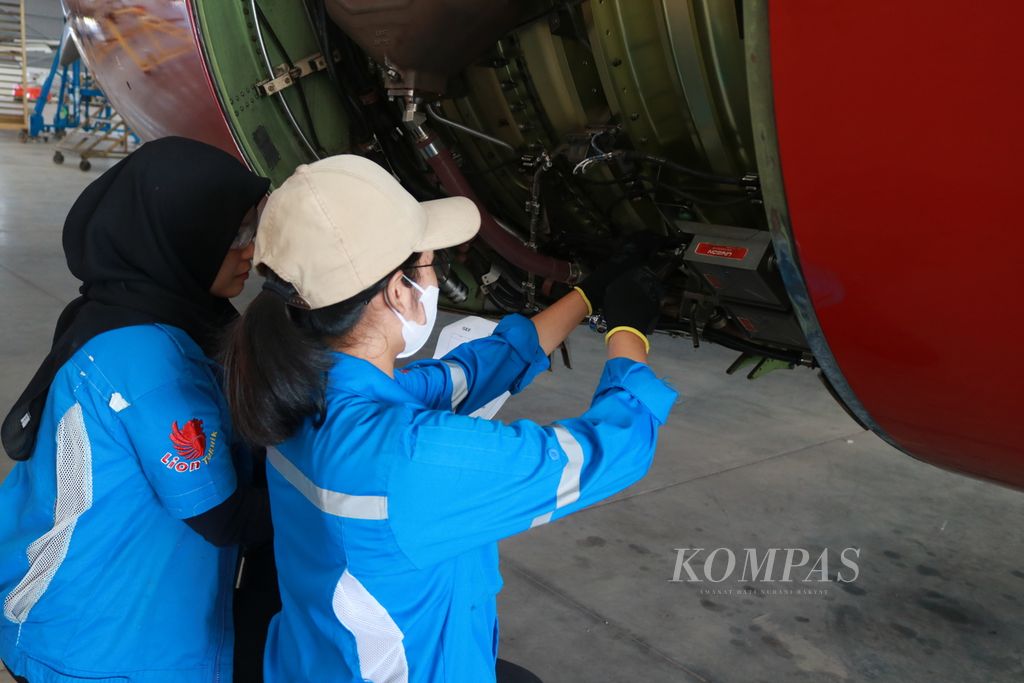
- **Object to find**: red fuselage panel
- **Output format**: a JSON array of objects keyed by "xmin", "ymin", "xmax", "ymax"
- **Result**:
[
  {"xmin": 769, "ymin": 2, "xmax": 1024, "ymax": 487},
  {"xmin": 64, "ymin": 0, "xmax": 239, "ymax": 159}
]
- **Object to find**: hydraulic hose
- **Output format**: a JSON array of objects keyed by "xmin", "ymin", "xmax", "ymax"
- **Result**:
[{"xmin": 413, "ymin": 126, "xmax": 581, "ymax": 284}]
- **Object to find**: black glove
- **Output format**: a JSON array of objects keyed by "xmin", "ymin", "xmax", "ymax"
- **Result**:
[
  {"xmin": 577, "ymin": 231, "xmax": 666, "ymax": 312},
  {"xmin": 604, "ymin": 266, "xmax": 663, "ymax": 336}
]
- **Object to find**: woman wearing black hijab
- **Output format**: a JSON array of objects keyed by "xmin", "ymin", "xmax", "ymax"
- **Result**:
[{"xmin": 0, "ymin": 137, "xmax": 272, "ymax": 683}]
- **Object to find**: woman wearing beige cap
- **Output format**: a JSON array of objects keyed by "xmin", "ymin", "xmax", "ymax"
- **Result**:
[{"xmin": 221, "ymin": 155, "xmax": 677, "ymax": 682}]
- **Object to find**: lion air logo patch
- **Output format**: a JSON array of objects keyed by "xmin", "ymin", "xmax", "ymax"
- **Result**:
[
  {"xmin": 161, "ymin": 418, "xmax": 219, "ymax": 473},
  {"xmin": 171, "ymin": 419, "xmax": 206, "ymax": 460}
]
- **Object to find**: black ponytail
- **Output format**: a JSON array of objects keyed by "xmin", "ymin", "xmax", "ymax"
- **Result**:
[{"xmin": 221, "ymin": 255, "xmax": 421, "ymax": 445}]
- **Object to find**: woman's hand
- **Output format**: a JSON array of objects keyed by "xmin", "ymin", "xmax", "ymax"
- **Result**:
[
  {"xmin": 604, "ymin": 267, "xmax": 663, "ymax": 363},
  {"xmin": 531, "ymin": 236, "xmax": 665, "ymax": 358},
  {"xmin": 574, "ymin": 231, "xmax": 666, "ymax": 314}
]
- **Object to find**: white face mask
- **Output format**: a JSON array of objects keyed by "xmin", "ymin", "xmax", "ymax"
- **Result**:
[{"xmin": 390, "ymin": 276, "xmax": 439, "ymax": 358}]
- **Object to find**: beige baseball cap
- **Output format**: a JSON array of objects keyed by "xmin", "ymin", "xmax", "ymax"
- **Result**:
[{"xmin": 254, "ymin": 155, "xmax": 480, "ymax": 309}]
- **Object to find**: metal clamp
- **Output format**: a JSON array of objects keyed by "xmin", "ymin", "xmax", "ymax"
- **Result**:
[
  {"xmin": 256, "ymin": 52, "xmax": 328, "ymax": 96},
  {"xmin": 480, "ymin": 265, "xmax": 502, "ymax": 293}
]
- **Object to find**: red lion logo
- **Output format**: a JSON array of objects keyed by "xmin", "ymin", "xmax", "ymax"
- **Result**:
[{"xmin": 170, "ymin": 419, "xmax": 206, "ymax": 461}]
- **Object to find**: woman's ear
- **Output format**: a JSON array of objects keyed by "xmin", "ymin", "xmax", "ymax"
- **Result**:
[{"xmin": 385, "ymin": 269, "xmax": 411, "ymax": 316}]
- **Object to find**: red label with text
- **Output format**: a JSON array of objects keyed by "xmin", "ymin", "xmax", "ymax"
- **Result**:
[{"xmin": 695, "ymin": 243, "xmax": 749, "ymax": 260}]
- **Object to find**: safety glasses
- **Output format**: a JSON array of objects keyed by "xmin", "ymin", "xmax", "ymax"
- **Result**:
[
  {"xmin": 407, "ymin": 250, "xmax": 452, "ymax": 280},
  {"xmin": 231, "ymin": 222, "xmax": 257, "ymax": 250},
  {"xmin": 231, "ymin": 194, "xmax": 269, "ymax": 249}
]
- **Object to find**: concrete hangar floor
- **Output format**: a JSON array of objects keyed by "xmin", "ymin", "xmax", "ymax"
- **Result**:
[{"xmin": 0, "ymin": 132, "xmax": 1020, "ymax": 682}]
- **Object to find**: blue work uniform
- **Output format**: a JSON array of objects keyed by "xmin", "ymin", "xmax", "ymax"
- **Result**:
[
  {"xmin": 0, "ymin": 324, "xmax": 241, "ymax": 682},
  {"xmin": 265, "ymin": 314, "xmax": 677, "ymax": 682}
]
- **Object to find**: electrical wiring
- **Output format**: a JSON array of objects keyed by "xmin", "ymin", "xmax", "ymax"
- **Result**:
[
  {"xmin": 579, "ymin": 173, "xmax": 750, "ymax": 196},
  {"xmin": 306, "ymin": 0, "xmax": 374, "ymax": 143},
  {"xmin": 253, "ymin": 2, "xmax": 326, "ymax": 155},
  {"xmin": 597, "ymin": 174, "xmax": 754, "ymax": 217},
  {"xmin": 653, "ymin": 184, "xmax": 755, "ymax": 207},
  {"xmin": 572, "ymin": 149, "xmax": 756, "ymax": 187}
]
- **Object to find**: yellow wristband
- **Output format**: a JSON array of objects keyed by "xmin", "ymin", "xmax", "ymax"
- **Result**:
[
  {"xmin": 572, "ymin": 286, "xmax": 593, "ymax": 316},
  {"xmin": 605, "ymin": 326, "xmax": 650, "ymax": 354}
]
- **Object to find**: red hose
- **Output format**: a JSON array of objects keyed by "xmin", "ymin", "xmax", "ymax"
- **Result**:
[{"xmin": 417, "ymin": 133, "xmax": 578, "ymax": 284}]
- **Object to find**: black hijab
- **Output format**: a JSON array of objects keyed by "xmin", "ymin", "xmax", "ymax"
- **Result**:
[{"xmin": 2, "ymin": 136, "xmax": 270, "ymax": 461}]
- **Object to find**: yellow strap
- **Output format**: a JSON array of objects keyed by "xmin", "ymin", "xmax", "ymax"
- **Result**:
[
  {"xmin": 572, "ymin": 286, "xmax": 593, "ymax": 316},
  {"xmin": 605, "ymin": 326, "xmax": 650, "ymax": 354}
]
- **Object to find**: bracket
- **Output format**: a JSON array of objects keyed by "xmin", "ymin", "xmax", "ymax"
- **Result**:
[{"xmin": 256, "ymin": 52, "xmax": 329, "ymax": 96}]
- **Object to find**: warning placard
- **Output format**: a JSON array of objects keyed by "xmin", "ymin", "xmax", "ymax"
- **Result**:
[{"xmin": 695, "ymin": 242, "xmax": 749, "ymax": 260}]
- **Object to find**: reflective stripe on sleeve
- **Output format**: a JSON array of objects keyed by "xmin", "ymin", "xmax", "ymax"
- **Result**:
[
  {"xmin": 529, "ymin": 511, "xmax": 553, "ymax": 529},
  {"xmin": 268, "ymin": 448, "xmax": 388, "ymax": 520},
  {"xmin": 552, "ymin": 426, "xmax": 584, "ymax": 508},
  {"xmin": 442, "ymin": 360, "xmax": 469, "ymax": 410},
  {"xmin": 530, "ymin": 425, "xmax": 585, "ymax": 528}
]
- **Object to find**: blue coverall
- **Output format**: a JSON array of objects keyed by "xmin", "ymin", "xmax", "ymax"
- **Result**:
[
  {"xmin": 0, "ymin": 325, "xmax": 241, "ymax": 682},
  {"xmin": 265, "ymin": 315, "xmax": 677, "ymax": 682}
]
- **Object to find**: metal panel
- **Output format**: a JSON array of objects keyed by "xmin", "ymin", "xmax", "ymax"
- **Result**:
[
  {"xmin": 763, "ymin": 0, "xmax": 1024, "ymax": 489},
  {"xmin": 62, "ymin": 0, "xmax": 239, "ymax": 158},
  {"xmin": 192, "ymin": 0, "xmax": 352, "ymax": 184}
]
